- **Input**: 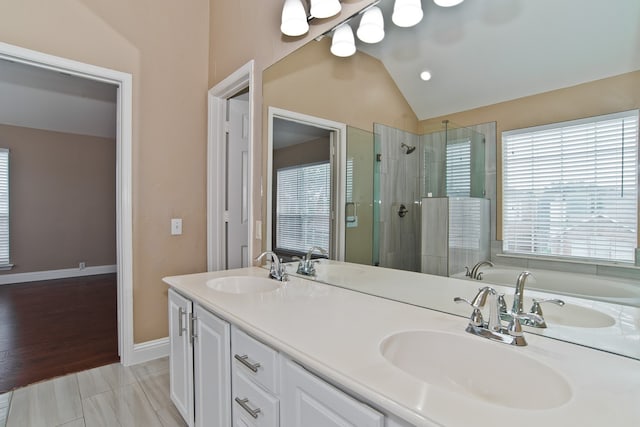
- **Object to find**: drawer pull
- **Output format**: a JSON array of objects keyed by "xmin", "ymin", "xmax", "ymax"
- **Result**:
[
  {"xmin": 178, "ymin": 307, "xmax": 187, "ymax": 337},
  {"xmin": 234, "ymin": 354, "xmax": 261, "ymax": 373},
  {"xmin": 235, "ymin": 397, "xmax": 261, "ymax": 419}
]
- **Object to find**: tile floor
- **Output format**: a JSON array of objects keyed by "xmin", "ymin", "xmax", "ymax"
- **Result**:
[{"xmin": 2, "ymin": 357, "xmax": 186, "ymax": 427}]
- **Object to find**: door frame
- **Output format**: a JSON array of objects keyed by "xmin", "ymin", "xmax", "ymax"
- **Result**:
[
  {"xmin": 207, "ymin": 61, "xmax": 255, "ymax": 271},
  {"xmin": 0, "ymin": 42, "xmax": 134, "ymax": 364},
  {"xmin": 267, "ymin": 107, "xmax": 346, "ymax": 261}
]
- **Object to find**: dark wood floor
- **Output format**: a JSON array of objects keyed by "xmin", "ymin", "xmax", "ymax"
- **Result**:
[{"xmin": 0, "ymin": 273, "xmax": 119, "ymax": 393}]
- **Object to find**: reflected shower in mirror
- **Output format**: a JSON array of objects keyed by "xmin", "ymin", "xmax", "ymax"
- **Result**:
[{"xmin": 262, "ymin": 0, "xmax": 640, "ymax": 359}]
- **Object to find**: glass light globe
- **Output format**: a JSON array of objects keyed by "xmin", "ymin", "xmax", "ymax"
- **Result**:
[
  {"xmin": 357, "ymin": 7, "xmax": 385, "ymax": 44},
  {"xmin": 392, "ymin": 0, "xmax": 424, "ymax": 28},
  {"xmin": 330, "ymin": 23, "xmax": 356, "ymax": 57},
  {"xmin": 310, "ymin": 0, "xmax": 342, "ymax": 19},
  {"xmin": 281, "ymin": 0, "xmax": 309, "ymax": 36}
]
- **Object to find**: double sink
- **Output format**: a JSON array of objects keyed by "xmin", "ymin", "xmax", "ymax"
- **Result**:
[{"xmin": 205, "ymin": 275, "xmax": 575, "ymax": 411}]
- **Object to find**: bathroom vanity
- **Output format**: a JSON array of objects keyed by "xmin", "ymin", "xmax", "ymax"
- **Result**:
[{"xmin": 164, "ymin": 266, "xmax": 640, "ymax": 427}]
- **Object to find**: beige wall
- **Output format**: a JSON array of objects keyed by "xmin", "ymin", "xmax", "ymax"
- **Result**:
[
  {"xmin": 0, "ymin": 124, "xmax": 116, "ymax": 274},
  {"xmin": 420, "ymin": 70, "xmax": 640, "ymax": 240},
  {"xmin": 0, "ymin": 0, "xmax": 210, "ymax": 343},
  {"xmin": 263, "ymin": 37, "xmax": 418, "ymax": 133}
]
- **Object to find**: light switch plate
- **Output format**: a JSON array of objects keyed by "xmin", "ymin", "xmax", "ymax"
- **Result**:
[
  {"xmin": 171, "ymin": 218, "xmax": 182, "ymax": 235},
  {"xmin": 255, "ymin": 220, "xmax": 262, "ymax": 239}
]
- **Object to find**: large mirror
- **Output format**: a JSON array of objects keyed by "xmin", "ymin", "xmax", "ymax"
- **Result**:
[{"xmin": 263, "ymin": 0, "xmax": 640, "ymax": 358}]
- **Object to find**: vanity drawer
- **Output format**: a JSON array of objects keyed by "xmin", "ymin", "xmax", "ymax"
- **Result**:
[
  {"xmin": 233, "ymin": 370, "xmax": 279, "ymax": 427},
  {"xmin": 232, "ymin": 326, "xmax": 279, "ymax": 393}
]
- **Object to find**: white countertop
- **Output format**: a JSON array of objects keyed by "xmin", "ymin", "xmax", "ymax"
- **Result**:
[
  {"xmin": 164, "ymin": 267, "xmax": 640, "ymax": 427},
  {"xmin": 292, "ymin": 259, "xmax": 640, "ymax": 360}
]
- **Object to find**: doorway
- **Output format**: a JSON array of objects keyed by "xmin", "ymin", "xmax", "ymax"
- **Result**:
[
  {"xmin": 0, "ymin": 42, "xmax": 134, "ymax": 367},
  {"xmin": 267, "ymin": 107, "xmax": 347, "ymax": 261},
  {"xmin": 207, "ymin": 61, "xmax": 255, "ymax": 272}
]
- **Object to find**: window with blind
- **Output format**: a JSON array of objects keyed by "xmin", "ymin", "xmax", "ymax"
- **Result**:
[
  {"xmin": 0, "ymin": 149, "xmax": 8, "ymax": 266},
  {"xmin": 446, "ymin": 139, "xmax": 471, "ymax": 196},
  {"xmin": 502, "ymin": 110, "xmax": 639, "ymax": 263},
  {"xmin": 276, "ymin": 162, "xmax": 331, "ymax": 253}
]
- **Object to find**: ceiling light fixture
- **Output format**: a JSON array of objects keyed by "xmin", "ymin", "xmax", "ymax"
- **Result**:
[
  {"xmin": 330, "ymin": 23, "xmax": 356, "ymax": 57},
  {"xmin": 310, "ymin": 0, "xmax": 342, "ymax": 19},
  {"xmin": 281, "ymin": 0, "xmax": 310, "ymax": 37},
  {"xmin": 392, "ymin": 0, "xmax": 424, "ymax": 28},
  {"xmin": 434, "ymin": 0, "xmax": 465, "ymax": 7},
  {"xmin": 357, "ymin": 6, "xmax": 385, "ymax": 44}
]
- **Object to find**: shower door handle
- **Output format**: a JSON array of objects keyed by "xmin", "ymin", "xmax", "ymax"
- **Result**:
[{"xmin": 398, "ymin": 204, "xmax": 408, "ymax": 217}]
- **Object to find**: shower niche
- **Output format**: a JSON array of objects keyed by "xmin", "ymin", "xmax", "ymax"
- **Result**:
[{"xmin": 372, "ymin": 121, "xmax": 489, "ymax": 276}]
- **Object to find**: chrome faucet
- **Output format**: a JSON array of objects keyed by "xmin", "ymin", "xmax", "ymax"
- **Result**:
[
  {"xmin": 465, "ymin": 260, "xmax": 494, "ymax": 280},
  {"xmin": 255, "ymin": 251, "xmax": 288, "ymax": 282},
  {"xmin": 455, "ymin": 285, "xmax": 543, "ymax": 346},
  {"xmin": 293, "ymin": 246, "xmax": 328, "ymax": 276},
  {"xmin": 497, "ymin": 271, "xmax": 564, "ymax": 328},
  {"xmin": 512, "ymin": 271, "xmax": 532, "ymax": 315}
]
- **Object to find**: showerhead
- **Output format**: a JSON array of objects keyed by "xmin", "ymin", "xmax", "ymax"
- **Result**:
[{"xmin": 401, "ymin": 142, "xmax": 416, "ymax": 154}]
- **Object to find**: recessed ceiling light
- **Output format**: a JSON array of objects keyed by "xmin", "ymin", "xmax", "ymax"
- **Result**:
[{"xmin": 420, "ymin": 71, "xmax": 432, "ymax": 81}]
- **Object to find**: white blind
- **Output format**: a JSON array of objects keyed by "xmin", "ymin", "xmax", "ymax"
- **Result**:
[
  {"xmin": 276, "ymin": 162, "xmax": 331, "ymax": 253},
  {"xmin": 449, "ymin": 198, "xmax": 481, "ymax": 250},
  {"xmin": 0, "ymin": 149, "xmax": 8, "ymax": 266},
  {"xmin": 446, "ymin": 139, "xmax": 471, "ymax": 196},
  {"xmin": 502, "ymin": 110, "xmax": 639, "ymax": 263}
]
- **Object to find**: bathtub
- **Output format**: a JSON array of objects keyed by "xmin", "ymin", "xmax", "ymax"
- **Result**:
[{"xmin": 454, "ymin": 265, "xmax": 640, "ymax": 307}]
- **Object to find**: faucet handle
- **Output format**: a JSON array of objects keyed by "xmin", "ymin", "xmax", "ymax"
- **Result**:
[
  {"xmin": 454, "ymin": 296, "xmax": 473, "ymax": 306},
  {"xmin": 464, "ymin": 266, "xmax": 472, "ymax": 277},
  {"xmin": 508, "ymin": 311, "xmax": 545, "ymax": 333},
  {"xmin": 454, "ymin": 297, "xmax": 484, "ymax": 327},
  {"xmin": 530, "ymin": 298, "xmax": 565, "ymax": 315},
  {"xmin": 497, "ymin": 294, "xmax": 508, "ymax": 314}
]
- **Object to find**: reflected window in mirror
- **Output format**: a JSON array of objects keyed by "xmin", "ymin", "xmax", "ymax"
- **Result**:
[
  {"xmin": 445, "ymin": 139, "xmax": 471, "ymax": 196},
  {"xmin": 276, "ymin": 162, "xmax": 331, "ymax": 254},
  {"xmin": 502, "ymin": 110, "xmax": 639, "ymax": 263}
]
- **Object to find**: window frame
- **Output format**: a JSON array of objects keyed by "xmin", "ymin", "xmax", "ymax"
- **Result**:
[{"xmin": 501, "ymin": 110, "xmax": 639, "ymax": 264}]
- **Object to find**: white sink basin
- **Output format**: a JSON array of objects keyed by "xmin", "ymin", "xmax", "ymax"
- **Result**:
[
  {"xmin": 381, "ymin": 330, "xmax": 572, "ymax": 410},
  {"xmin": 206, "ymin": 276, "xmax": 282, "ymax": 294},
  {"xmin": 537, "ymin": 301, "xmax": 616, "ymax": 328}
]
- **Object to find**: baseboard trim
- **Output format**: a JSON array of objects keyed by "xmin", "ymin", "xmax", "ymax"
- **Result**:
[
  {"xmin": 129, "ymin": 337, "xmax": 170, "ymax": 366},
  {"xmin": 0, "ymin": 264, "xmax": 117, "ymax": 285}
]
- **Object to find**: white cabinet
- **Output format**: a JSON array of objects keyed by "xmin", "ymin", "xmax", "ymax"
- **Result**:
[
  {"xmin": 281, "ymin": 358, "xmax": 384, "ymax": 427},
  {"xmin": 168, "ymin": 289, "xmax": 231, "ymax": 427},
  {"xmin": 169, "ymin": 287, "xmax": 411, "ymax": 427},
  {"xmin": 169, "ymin": 289, "xmax": 194, "ymax": 425}
]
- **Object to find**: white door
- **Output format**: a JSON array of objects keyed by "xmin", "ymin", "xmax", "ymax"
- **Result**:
[
  {"xmin": 168, "ymin": 289, "xmax": 195, "ymax": 427},
  {"xmin": 193, "ymin": 304, "xmax": 231, "ymax": 427},
  {"xmin": 226, "ymin": 97, "xmax": 250, "ymax": 269}
]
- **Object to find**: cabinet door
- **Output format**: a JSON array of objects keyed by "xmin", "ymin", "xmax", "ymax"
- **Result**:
[
  {"xmin": 281, "ymin": 358, "xmax": 384, "ymax": 427},
  {"xmin": 169, "ymin": 289, "xmax": 194, "ymax": 427},
  {"xmin": 193, "ymin": 303, "xmax": 231, "ymax": 427}
]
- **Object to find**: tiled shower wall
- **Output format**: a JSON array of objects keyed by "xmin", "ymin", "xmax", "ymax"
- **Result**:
[
  {"xmin": 375, "ymin": 122, "xmax": 496, "ymax": 273},
  {"xmin": 375, "ymin": 124, "xmax": 421, "ymax": 271}
]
